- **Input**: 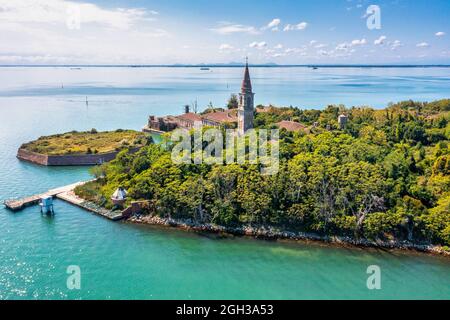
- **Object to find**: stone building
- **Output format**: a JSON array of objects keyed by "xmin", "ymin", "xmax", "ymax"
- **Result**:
[
  {"xmin": 146, "ymin": 115, "xmax": 178, "ymax": 132},
  {"xmin": 238, "ymin": 59, "xmax": 255, "ymax": 135},
  {"xmin": 144, "ymin": 61, "xmax": 254, "ymax": 133},
  {"xmin": 338, "ymin": 114, "xmax": 348, "ymax": 129}
]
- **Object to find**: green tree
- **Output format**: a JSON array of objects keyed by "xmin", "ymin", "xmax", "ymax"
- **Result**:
[{"xmin": 227, "ymin": 94, "xmax": 239, "ymax": 109}]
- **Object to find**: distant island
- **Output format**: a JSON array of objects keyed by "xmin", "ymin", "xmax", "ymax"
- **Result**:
[{"xmin": 18, "ymin": 129, "xmax": 149, "ymax": 166}]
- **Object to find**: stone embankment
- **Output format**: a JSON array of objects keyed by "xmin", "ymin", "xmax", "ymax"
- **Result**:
[
  {"xmin": 128, "ymin": 214, "xmax": 450, "ymax": 257},
  {"xmin": 17, "ymin": 147, "xmax": 140, "ymax": 166}
]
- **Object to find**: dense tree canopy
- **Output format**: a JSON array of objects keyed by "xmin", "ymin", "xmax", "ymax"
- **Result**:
[{"xmin": 76, "ymin": 99, "xmax": 450, "ymax": 247}]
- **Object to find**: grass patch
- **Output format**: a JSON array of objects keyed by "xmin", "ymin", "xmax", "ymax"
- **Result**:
[{"xmin": 21, "ymin": 129, "xmax": 148, "ymax": 155}]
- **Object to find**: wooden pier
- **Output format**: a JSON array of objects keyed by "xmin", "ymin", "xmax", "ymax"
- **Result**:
[
  {"xmin": 3, "ymin": 181, "xmax": 125, "ymax": 221},
  {"xmin": 4, "ymin": 182, "xmax": 85, "ymax": 211}
]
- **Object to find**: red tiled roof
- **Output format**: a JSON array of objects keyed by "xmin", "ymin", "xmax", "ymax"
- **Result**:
[
  {"xmin": 276, "ymin": 120, "xmax": 309, "ymax": 132},
  {"xmin": 176, "ymin": 112, "xmax": 202, "ymax": 123},
  {"xmin": 202, "ymin": 110, "xmax": 237, "ymax": 123}
]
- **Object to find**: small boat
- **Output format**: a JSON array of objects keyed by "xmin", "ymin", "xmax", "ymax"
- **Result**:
[{"xmin": 200, "ymin": 67, "xmax": 210, "ymax": 71}]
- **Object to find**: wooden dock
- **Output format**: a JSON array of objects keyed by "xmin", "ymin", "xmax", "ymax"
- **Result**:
[
  {"xmin": 4, "ymin": 182, "xmax": 85, "ymax": 211},
  {"xmin": 3, "ymin": 181, "xmax": 125, "ymax": 221}
]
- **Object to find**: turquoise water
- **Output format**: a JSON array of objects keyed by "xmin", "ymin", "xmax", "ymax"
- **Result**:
[{"xmin": 0, "ymin": 67, "xmax": 449, "ymax": 299}]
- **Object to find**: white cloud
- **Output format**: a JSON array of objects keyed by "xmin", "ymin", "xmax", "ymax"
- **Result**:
[
  {"xmin": 283, "ymin": 22, "xmax": 308, "ymax": 31},
  {"xmin": 435, "ymin": 31, "xmax": 445, "ymax": 37},
  {"xmin": 284, "ymin": 47, "xmax": 306, "ymax": 54},
  {"xmin": 315, "ymin": 43, "xmax": 328, "ymax": 49},
  {"xmin": 274, "ymin": 44, "xmax": 283, "ymax": 49},
  {"xmin": 390, "ymin": 40, "xmax": 402, "ymax": 50},
  {"xmin": 351, "ymin": 38, "xmax": 367, "ymax": 46},
  {"xmin": 262, "ymin": 18, "xmax": 281, "ymax": 31},
  {"xmin": 0, "ymin": 0, "xmax": 151, "ymax": 30},
  {"xmin": 318, "ymin": 49, "xmax": 332, "ymax": 56},
  {"xmin": 336, "ymin": 38, "xmax": 367, "ymax": 52},
  {"xmin": 336, "ymin": 43, "xmax": 350, "ymax": 51},
  {"xmin": 219, "ymin": 44, "xmax": 234, "ymax": 51},
  {"xmin": 416, "ymin": 42, "xmax": 429, "ymax": 48},
  {"xmin": 267, "ymin": 18, "xmax": 280, "ymax": 28},
  {"xmin": 211, "ymin": 22, "xmax": 258, "ymax": 35},
  {"xmin": 374, "ymin": 36, "xmax": 386, "ymax": 45},
  {"xmin": 0, "ymin": 0, "xmax": 172, "ymax": 64},
  {"xmin": 249, "ymin": 41, "xmax": 267, "ymax": 49},
  {"xmin": 0, "ymin": 54, "xmax": 73, "ymax": 63}
]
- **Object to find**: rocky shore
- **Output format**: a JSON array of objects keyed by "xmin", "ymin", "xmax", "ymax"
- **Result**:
[{"xmin": 127, "ymin": 214, "xmax": 450, "ymax": 257}]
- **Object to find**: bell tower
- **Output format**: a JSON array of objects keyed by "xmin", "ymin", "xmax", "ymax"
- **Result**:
[{"xmin": 238, "ymin": 57, "xmax": 255, "ymax": 135}]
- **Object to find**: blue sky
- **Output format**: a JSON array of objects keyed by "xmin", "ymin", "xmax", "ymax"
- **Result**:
[{"xmin": 0, "ymin": 0, "xmax": 449, "ymax": 64}]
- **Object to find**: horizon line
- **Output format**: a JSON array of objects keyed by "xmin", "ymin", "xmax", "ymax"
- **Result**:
[{"xmin": 1, "ymin": 63, "xmax": 450, "ymax": 68}]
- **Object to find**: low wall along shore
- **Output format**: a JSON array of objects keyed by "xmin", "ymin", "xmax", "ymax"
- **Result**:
[{"xmin": 17, "ymin": 147, "xmax": 140, "ymax": 166}]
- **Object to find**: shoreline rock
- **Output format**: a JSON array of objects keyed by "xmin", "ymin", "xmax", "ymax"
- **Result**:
[{"xmin": 127, "ymin": 214, "xmax": 450, "ymax": 258}]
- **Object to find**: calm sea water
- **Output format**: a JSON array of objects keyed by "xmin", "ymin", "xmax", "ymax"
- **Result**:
[{"xmin": 0, "ymin": 67, "xmax": 449, "ymax": 299}]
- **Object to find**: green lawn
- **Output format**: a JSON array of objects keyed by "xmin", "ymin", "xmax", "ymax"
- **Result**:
[{"xmin": 21, "ymin": 129, "xmax": 148, "ymax": 155}]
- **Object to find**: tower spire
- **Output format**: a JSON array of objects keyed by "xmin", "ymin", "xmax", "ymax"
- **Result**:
[{"xmin": 241, "ymin": 57, "xmax": 252, "ymax": 93}]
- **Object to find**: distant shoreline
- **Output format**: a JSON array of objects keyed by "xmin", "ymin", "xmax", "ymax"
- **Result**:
[{"xmin": 1, "ymin": 64, "xmax": 450, "ymax": 68}]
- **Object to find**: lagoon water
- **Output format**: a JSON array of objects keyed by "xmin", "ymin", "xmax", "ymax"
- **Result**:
[{"xmin": 0, "ymin": 66, "xmax": 449, "ymax": 299}]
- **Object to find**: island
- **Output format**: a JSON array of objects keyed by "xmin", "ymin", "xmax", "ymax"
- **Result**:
[
  {"xmin": 14, "ymin": 62, "xmax": 448, "ymax": 256},
  {"xmin": 17, "ymin": 129, "xmax": 150, "ymax": 166},
  {"xmin": 74, "ymin": 99, "xmax": 450, "ymax": 255}
]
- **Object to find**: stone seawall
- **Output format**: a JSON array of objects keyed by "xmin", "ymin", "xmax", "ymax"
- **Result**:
[
  {"xmin": 128, "ymin": 215, "xmax": 450, "ymax": 257},
  {"xmin": 17, "ymin": 147, "xmax": 140, "ymax": 166},
  {"xmin": 17, "ymin": 149, "xmax": 48, "ymax": 165}
]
